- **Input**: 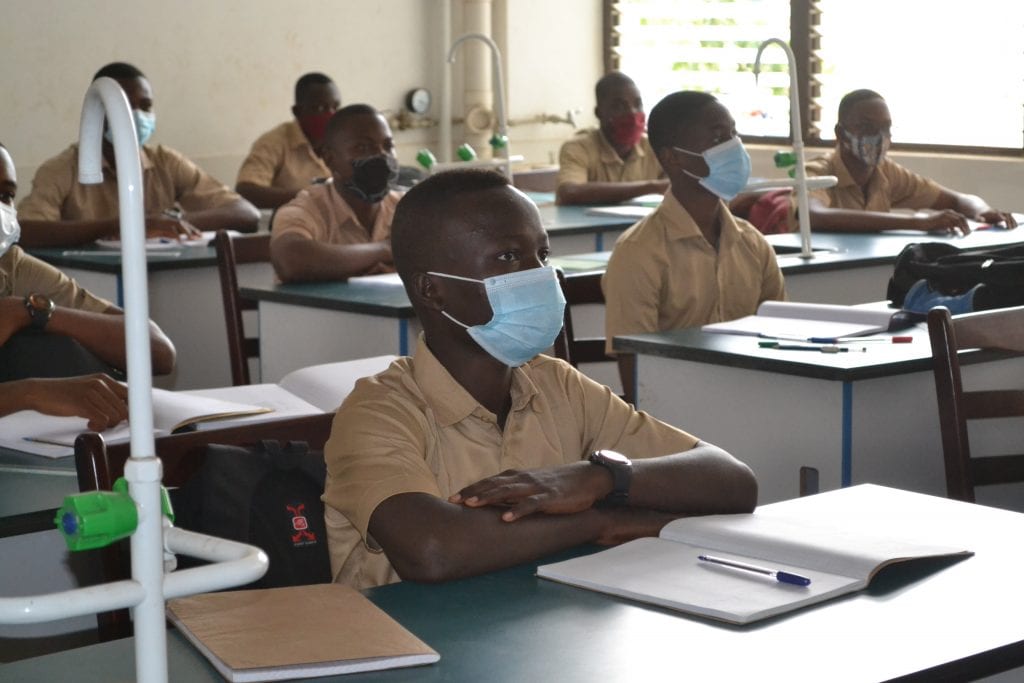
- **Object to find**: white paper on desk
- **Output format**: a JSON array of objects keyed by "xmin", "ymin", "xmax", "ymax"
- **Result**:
[
  {"xmin": 94, "ymin": 230, "xmax": 237, "ymax": 250},
  {"xmin": 584, "ymin": 205, "xmax": 653, "ymax": 220},
  {"xmin": 702, "ymin": 301, "xmax": 897, "ymax": 339},
  {"xmin": 0, "ymin": 411, "xmax": 83, "ymax": 457},
  {"xmin": 347, "ymin": 272, "xmax": 404, "ymax": 286}
]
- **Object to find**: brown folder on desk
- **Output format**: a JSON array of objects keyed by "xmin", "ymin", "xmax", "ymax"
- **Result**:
[{"xmin": 167, "ymin": 583, "xmax": 439, "ymax": 682}]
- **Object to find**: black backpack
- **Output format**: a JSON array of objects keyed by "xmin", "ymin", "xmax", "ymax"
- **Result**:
[
  {"xmin": 171, "ymin": 439, "xmax": 332, "ymax": 588},
  {"xmin": 887, "ymin": 242, "xmax": 1024, "ymax": 310}
]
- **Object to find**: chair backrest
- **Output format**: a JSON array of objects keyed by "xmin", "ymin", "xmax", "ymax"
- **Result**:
[
  {"xmin": 214, "ymin": 230, "xmax": 271, "ymax": 386},
  {"xmin": 554, "ymin": 269, "xmax": 635, "ymax": 405},
  {"xmin": 927, "ymin": 305, "xmax": 1024, "ymax": 502},
  {"xmin": 73, "ymin": 413, "xmax": 335, "ymax": 641}
]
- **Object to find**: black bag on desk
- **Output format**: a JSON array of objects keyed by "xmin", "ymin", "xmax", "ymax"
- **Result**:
[
  {"xmin": 887, "ymin": 242, "xmax": 1024, "ymax": 310},
  {"xmin": 171, "ymin": 439, "xmax": 332, "ymax": 588}
]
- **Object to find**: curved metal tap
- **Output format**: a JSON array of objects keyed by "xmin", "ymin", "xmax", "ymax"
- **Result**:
[{"xmin": 448, "ymin": 32, "xmax": 513, "ymax": 179}]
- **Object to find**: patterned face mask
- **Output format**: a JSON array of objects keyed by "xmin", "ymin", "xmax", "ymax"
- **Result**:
[
  {"xmin": 0, "ymin": 203, "xmax": 20, "ymax": 258},
  {"xmin": 842, "ymin": 128, "xmax": 891, "ymax": 167}
]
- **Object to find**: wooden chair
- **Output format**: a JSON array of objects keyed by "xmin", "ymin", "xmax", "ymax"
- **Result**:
[
  {"xmin": 213, "ymin": 230, "xmax": 272, "ymax": 385},
  {"xmin": 73, "ymin": 413, "xmax": 335, "ymax": 641},
  {"xmin": 554, "ymin": 269, "xmax": 636, "ymax": 405},
  {"xmin": 927, "ymin": 305, "xmax": 1024, "ymax": 502}
]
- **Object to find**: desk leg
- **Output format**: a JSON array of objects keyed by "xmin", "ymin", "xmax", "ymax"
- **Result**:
[{"xmin": 842, "ymin": 381, "xmax": 852, "ymax": 487}]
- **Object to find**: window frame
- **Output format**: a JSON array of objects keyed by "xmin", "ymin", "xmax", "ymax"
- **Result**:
[{"xmin": 603, "ymin": 0, "xmax": 1024, "ymax": 157}]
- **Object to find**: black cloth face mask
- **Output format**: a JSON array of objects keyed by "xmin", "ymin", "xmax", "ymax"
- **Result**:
[{"xmin": 344, "ymin": 154, "xmax": 399, "ymax": 203}]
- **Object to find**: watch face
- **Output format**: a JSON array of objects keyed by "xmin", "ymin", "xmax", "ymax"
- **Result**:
[
  {"xmin": 28, "ymin": 293, "xmax": 54, "ymax": 312},
  {"xmin": 597, "ymin": 450, "xmax": 630, "ymax": 465}
]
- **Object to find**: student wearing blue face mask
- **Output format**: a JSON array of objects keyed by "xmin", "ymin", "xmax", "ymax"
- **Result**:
[
  {"xmin": 602, "ymin": 91, "xmax": 786, "ymax": 358},
  {"xmin": 269, "ymin": 104, "xmax": 400, "ymax": 283},
  {"xmin": 18, "ymin": 62, "xmax": 259, "ymax": 248},
  {"xmin": 321, "ymin": 168, "xmax": 757, "ymax": 589}
]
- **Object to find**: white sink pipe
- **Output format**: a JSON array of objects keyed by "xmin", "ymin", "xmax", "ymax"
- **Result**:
[
  {"xmin": 0, "ymin": 77, "xmax": 267, "ymax": 683},
  {"xmin": 448, "ymin": 32, "xmax": 513, "ymax": 179},
  {"xmin": 753, "ymin": 38, "xmax": 818, "ymax": 259}
]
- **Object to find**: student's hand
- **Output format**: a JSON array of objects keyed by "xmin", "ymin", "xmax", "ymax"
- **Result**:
[
  {"xmin": 977, "ymin": 209, "xmax": 1018, "ymax": 229},
  {"xmin": 594, "ymin": 507, "xmax": 680, "ymax": 546},
  {"xmin": 449, "ymin": 462, "xmax": 610, "ymax": 521},
  {"xmin": 0, "ymin": 296, "xmax": 30, "ymax": 345},
  {"xmin": 144, "ymin": 214, "xmax": 203, "ymax": 241},
  {"xmin": 24, "ymin": 374, "xmax": 129, "ymax": 431},
  {"xmin": 917, "ymin": 209, "xmax": 972, "ymax": 236}
]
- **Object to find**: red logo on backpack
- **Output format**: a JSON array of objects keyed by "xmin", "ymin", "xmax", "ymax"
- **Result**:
[{"xmin": 287, "ymin": 503, "xmax": 317, "ymax": 546}]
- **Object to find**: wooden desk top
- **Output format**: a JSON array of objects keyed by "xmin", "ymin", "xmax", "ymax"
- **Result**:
[{"xmin": 3, "ymin": 485, "xmax": 1022, "ymax": 682}]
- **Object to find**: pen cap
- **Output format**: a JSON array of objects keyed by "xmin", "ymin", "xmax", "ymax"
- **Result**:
[{"xmin": 776, "ymin": 570, "xmax": 811, "ymax": 586}]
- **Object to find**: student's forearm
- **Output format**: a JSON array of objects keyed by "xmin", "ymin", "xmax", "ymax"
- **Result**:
[
  {"xmin": 556, "ymin": 179, "xmax": 668, "ymax": 206},
  {"xmin": 18, "ymin": 218, "xmax": 121, "ymax": 247},
  {"xmin": 371, "ymin": 493, "xmax": 630, "ymax": 583},
  {"xmin": 46, "ymin": 308, "xmax": 176, "ymax": 375},
  {"xmin": 808, "ymin": 206, "xmax": 933, "ymax": 232},
  {"xmin": 627, "ymin": 444, "xmax": 758, "ymax": 514},
  {"xmin": 183, "ymin": 199, "xmax": 260, "ymax": 233},
  {"xmin": 236, "ymin": 182, "xmax": 299, "ymax": 210},
  {"xmin": 271, "ymin": 237, "xmax": 391, "ymax": 283}
]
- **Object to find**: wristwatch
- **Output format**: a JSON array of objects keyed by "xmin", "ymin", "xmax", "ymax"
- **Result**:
[
  {"xmin": 588, "ymin": 449, "xmax": 633, "ymax": 504},
  {"xmin": 24, "ymin": 293, "xmax": 55, "ymax": 330}
]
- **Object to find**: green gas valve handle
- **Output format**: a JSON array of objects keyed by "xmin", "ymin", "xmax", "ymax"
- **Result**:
[{"xmin": 54, "ymin": 477, "xmax": 174, "ymax": 551}]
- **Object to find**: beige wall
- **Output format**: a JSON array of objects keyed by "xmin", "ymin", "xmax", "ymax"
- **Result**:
[{"xmin": 4, "ymin": 0, "xmax": 1020, "ymax": 209}]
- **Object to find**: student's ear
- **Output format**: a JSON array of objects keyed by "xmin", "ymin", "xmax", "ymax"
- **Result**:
[
  {"xmin": 410, "ymin": 272, "xmax": 444, "ymax": 312},
  {"xmin": 291, "ymin": 104, "xmax": 301, "ymax": 120},
  {"xmin": 593, "ymin": 105, "xmax": 601, "ymax": 121}
]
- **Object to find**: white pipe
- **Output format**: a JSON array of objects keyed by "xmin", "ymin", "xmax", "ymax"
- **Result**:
[
  {"xmin": 430, "ymin": 155, "xmax": 524, "ymax": 174},
  {"xmin": 440, "ymin": 0, "xmax": 453, "ymax": 162},
  {"xmin": 163, "ymin": 527, "xmax": 269, "ymax": 599},
  {"xmin": 744, "ymin": 175, "xmax": 838, "ymax": 192},
  {"xmin": 79, "ymin": 77, "xmax": 170, "ymax": 682},
  {"xmin": 0, "ymin": 581, "xmax": 146, "ymax": 624},
  {"xmin": 448, "ymin": 32, "xmax": 512, "ymax": 179},
  {"xmin": 753, "ymin": 39, "xmax": 813, "ymax": 259}
]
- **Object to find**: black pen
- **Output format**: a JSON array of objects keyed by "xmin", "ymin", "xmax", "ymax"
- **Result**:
[{"xmin": 758, "ymin": 341, "xmax": 859, "ymax": 353}]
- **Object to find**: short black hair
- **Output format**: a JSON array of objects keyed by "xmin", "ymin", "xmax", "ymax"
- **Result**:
[
  {"xmin": 646, "ymin": 90, "xmax": 718, "ymax": 152},
  {"xmin": 838, "ymin": 89, "xmax": 884, "ymax": 122},
  {"xmin": 324, "ymin": 104, "xmax": 381, "ymax": 146},
  {"xmin": 294, "ymin": 72, "xmax": 335, "ymax": 104},
  {"xmin": 391, "ymin": 169, "xmax": 511, "ymax": 280},
  {"xmin": 595, "ymin": 71, "xmax": 636, "ymax": 105},
  {"xmin": 93, "ymin": 62, "xmax": 145, "ymax": 82}
]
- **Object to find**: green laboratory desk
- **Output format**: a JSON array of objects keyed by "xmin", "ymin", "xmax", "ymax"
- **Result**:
[
  {"xmin": 27, "ymin": 244, "xmax": 274, "ymax": 391},
  {"xmin": 615, "ymin": 325, "xmax": 1024, "ymax": 508},
  {"xmin": 4, "ymin": 485, "xmax": 1024, "ymax": 682}
]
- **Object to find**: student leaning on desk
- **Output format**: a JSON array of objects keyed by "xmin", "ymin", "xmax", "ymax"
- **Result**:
[
  {"xmin": 235, "ymin": 71, "xmax": 341, "ymax": 210},
  {"xmin": 556, "ymin": 71, "xmax": 669, "ymax": 206},
  {"xmin": 17, "ymin": 61, "xmax": 260, "ymax": 249},
  {"xmin": 270, "ymin": 104, "xmax": 401, "ymax": 283},
  {"xmin": 733, "ymin": 89, "xmax": 1017, "ymax": 236},
  {"xmin": 0, "ymin": 143, "xmax": 174, "ymax": 430},
  {"xmin": 322, "ymin": 168, "xmax": 757, "ymax": 590}
]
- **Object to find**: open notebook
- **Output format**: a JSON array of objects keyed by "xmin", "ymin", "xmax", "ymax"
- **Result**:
[
  {"xmin": 1, "ymin": 355, "xmax": 396, "ymax": 458},
  {"xmin": 701, "ymin": 301, "xmax": 906, "ymax": 340}
]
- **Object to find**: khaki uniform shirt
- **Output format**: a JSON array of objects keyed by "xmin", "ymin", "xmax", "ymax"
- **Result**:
[
  {"xmin": 557, "ymin": 128, "xmax": 663, "ymax": 187},
  {"xmin": 603, "ymin": 192, "xmax": 786, "ymax": 353},
  {"xmin": 323, "ymin": 336, "xmax": 699, "ymax": 589},
  {"xmin": 235, "ymin": 120, "xmax": 330, "ymax": 193},
  {"xmin": 1, "ymin": 245, "xmax": 111, "ymax": 311},
  {"xmin": 787, "ymin": 151, "xmax": 944, "ymax": 230},
  {"xmin": 271, "ymin": 181, "xmax": 400, "ymax": 275},
  {"xmin": 18, "ymin": 144, "xmax": 243, "ymax": 222}
]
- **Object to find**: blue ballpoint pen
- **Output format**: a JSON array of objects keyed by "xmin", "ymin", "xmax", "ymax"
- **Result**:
[{"xmin": 698, "ymin": 554, "xmax": 812, "ymax": 586}]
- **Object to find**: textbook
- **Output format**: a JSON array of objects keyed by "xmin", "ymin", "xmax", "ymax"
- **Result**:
[
  {"xmin": 1, "ymin": 355, "xmax": 396, "ymax": 458},
  {"xmin": 700, "ymin": 301, "xmax": 905, "ymax": 340},
  {"xmin": 167, "ymin": 584, "xmax": 439, "ymax": 682},
  {"xmin": 536, "ymin": 500, "xmax": 971, "ymax": 625}
]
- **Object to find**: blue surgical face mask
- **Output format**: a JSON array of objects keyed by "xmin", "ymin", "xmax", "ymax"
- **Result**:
[
  {"xmin": 104, "ymin": 109, "xmax": 156, "ymax": 147},
  {"xmin": 0, "ymin": 203, "xmax": 21, "ymax": 258},
  {"xmin": 428, "ymin": 265, "xmax": 567, "ymax": 367},
  {"xmin": 675, "ymin": 136, "xmax": 751, "ymax": 201}
]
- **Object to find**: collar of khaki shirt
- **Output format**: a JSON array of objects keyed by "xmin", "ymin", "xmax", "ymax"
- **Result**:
[
  {"xmin": 410, "ymin": 334, "xmax": 541, "ymax": 428},
  {"xmin": 96, "ymin": 143, "xmax": 156, "ymax": 175},
  {"xmin": 824, "ymin": 149, "xmax": 891, "ymax": 199},
  {"xmin": 595, "ymin": 128, "xmax": 648, "ymax": 167},
  {"xmin": 285, "ymin": 119, "xmax": 316, "ymax": 153},
  {"xmin": 658, "ymin": 190, "xmax": 745, "ymax": 248}
]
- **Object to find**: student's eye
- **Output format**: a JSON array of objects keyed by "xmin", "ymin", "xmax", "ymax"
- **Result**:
[
  {"xmin": 0, "ymin": 193, "xmax": 14, "ymax": 206},
  {"xmin": 538, "ymin": 249, "xmax": 550, "ymax": 263},
  {"xmin": 497, "ymin": 250, "xmax": 519, "ymax": 262}
]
